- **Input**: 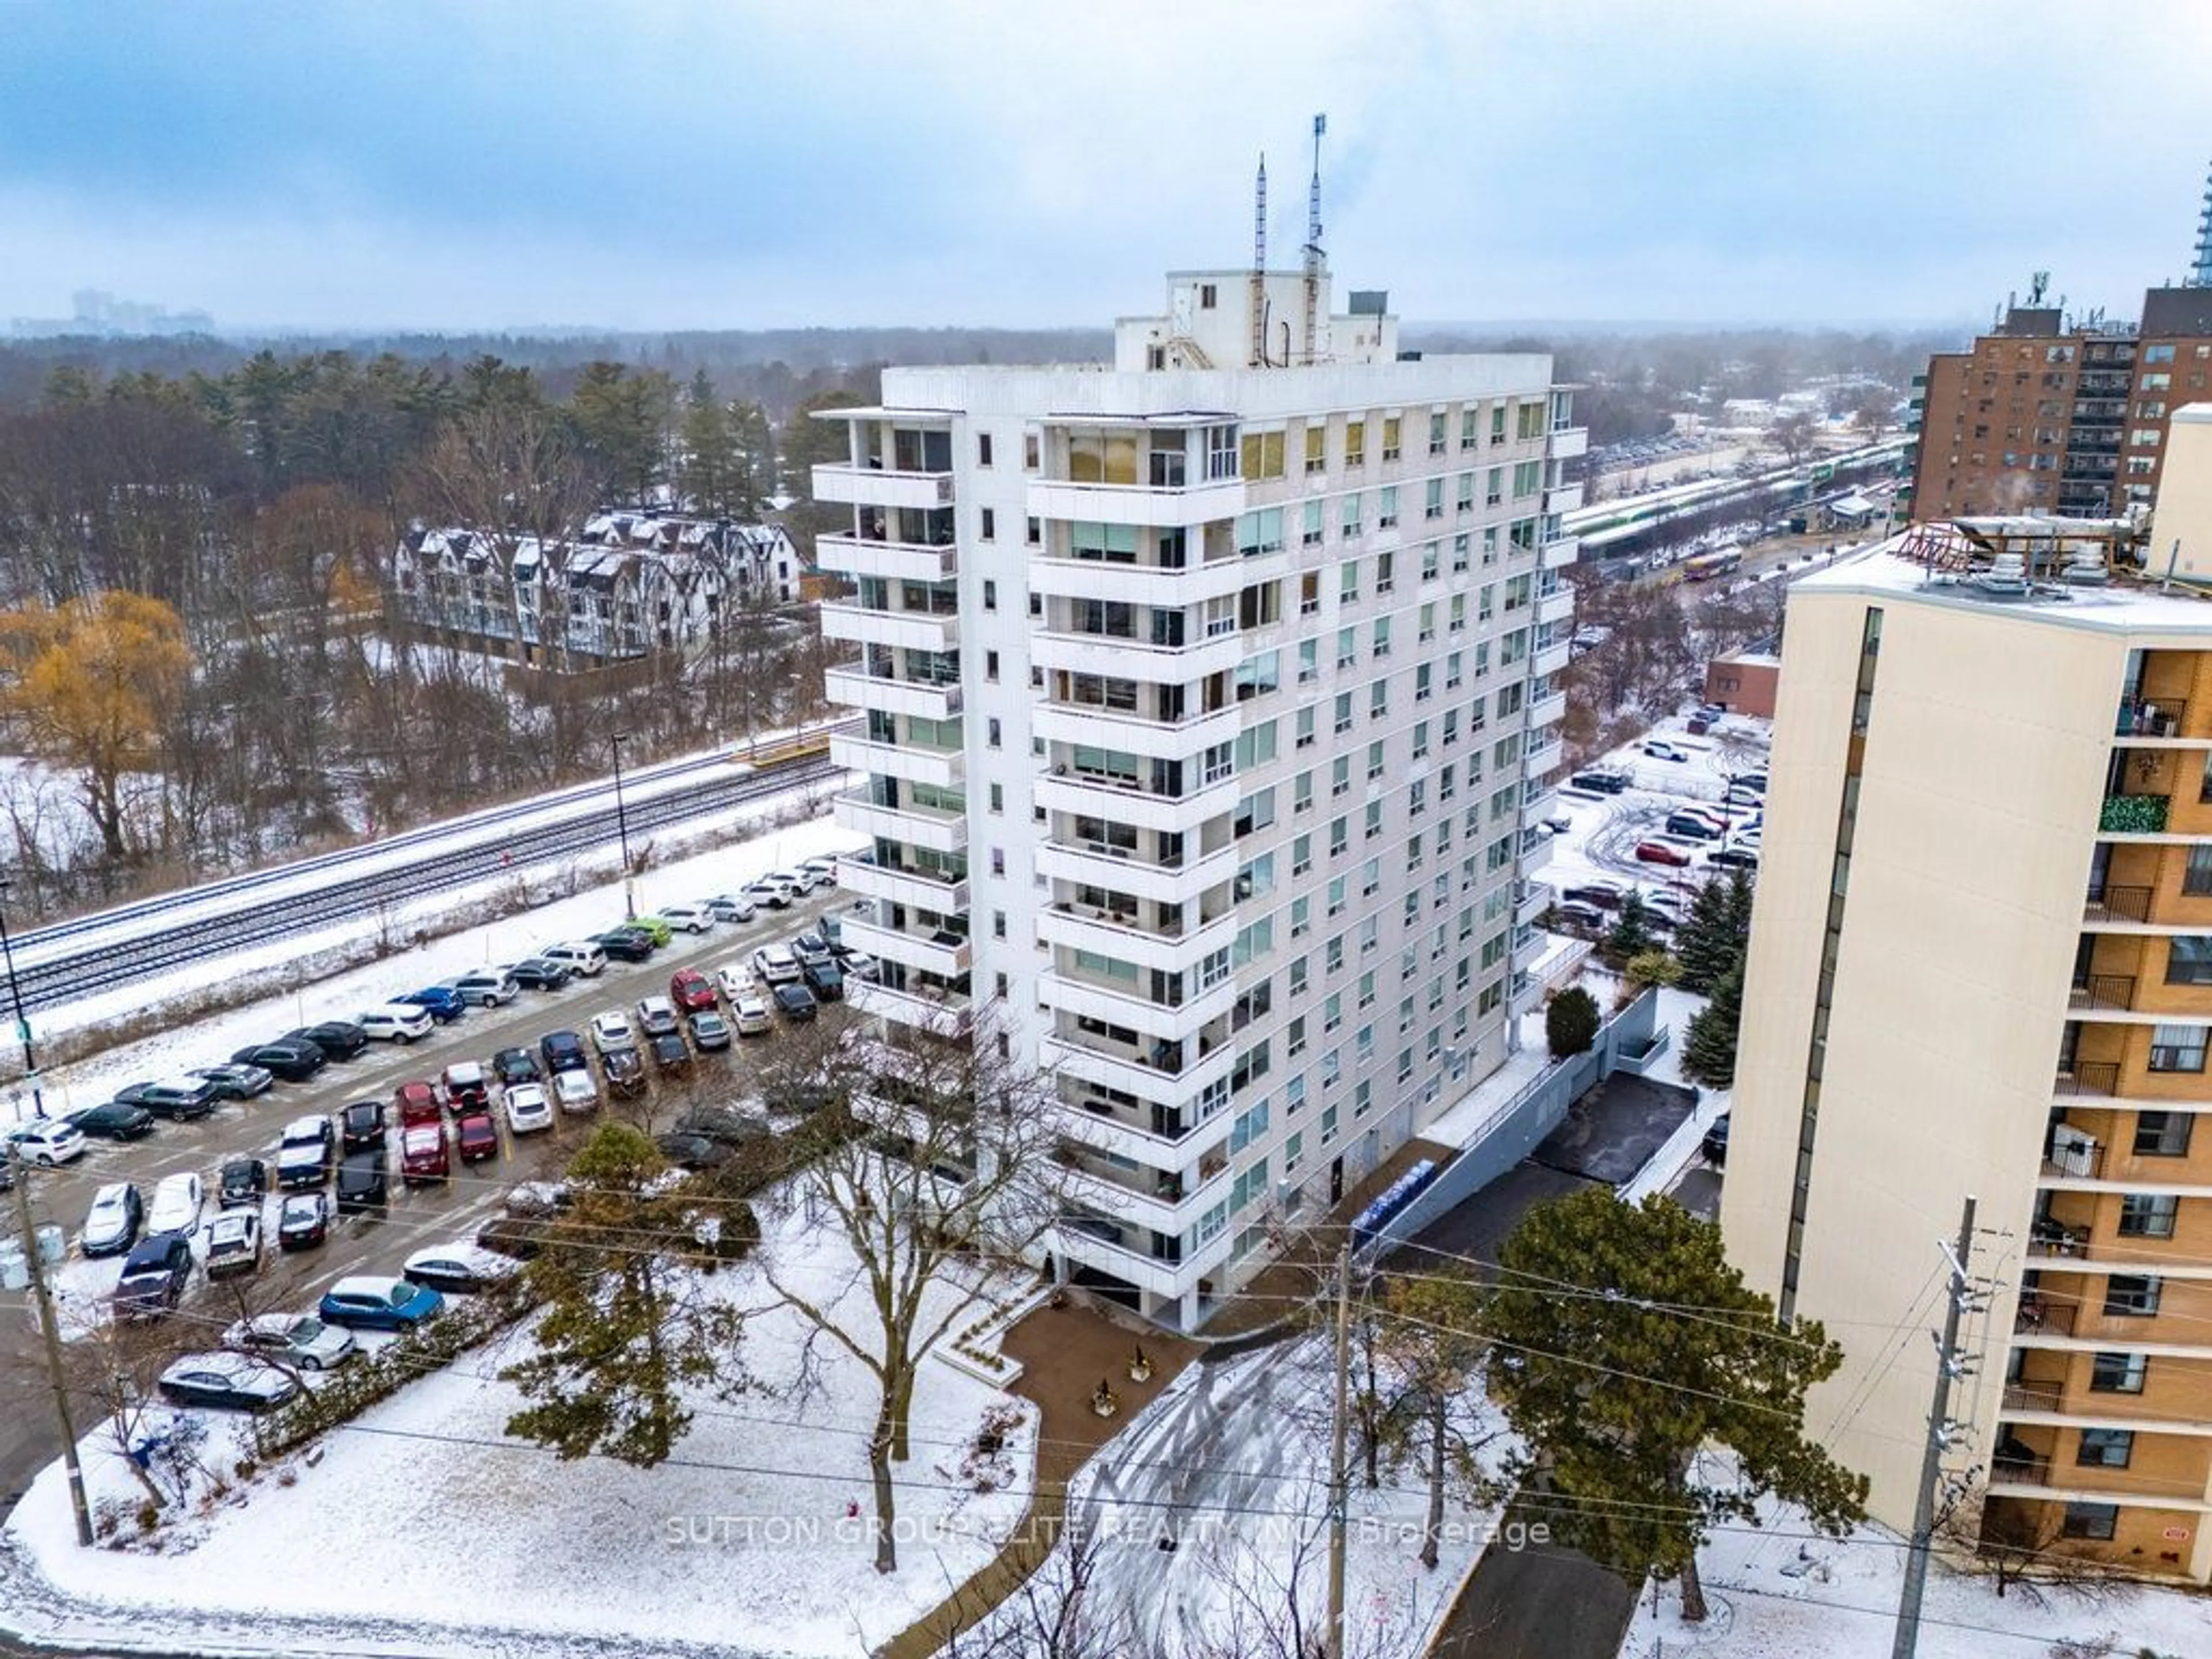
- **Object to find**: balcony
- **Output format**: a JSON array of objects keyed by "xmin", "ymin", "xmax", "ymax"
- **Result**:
[
  {"xmin": 1053, "ymin": 1141, "xmax": 1230, "ymax": 1234},
  {"xmin": 1532, "ymin": 638, "xmax": 1572, "ymax": 680},
  {"xmin": 1548, "ymin": 427, "xmax": 1588, "ymax": 461},
  {"xmin": 2069, "ymin": 975, "xmax": 2138, "ymax": 1013},
  {"xmin": 2054, "ymin": 1062, "xmax": 2121, "ymax": 1099},
  {"xmin": 833, "ymin": 789, "xmax": 967, "ymax": 855},
  {"xmin": 830, "ymin": 732, "xmax": 963, "ymax": 791},
  {"xmin": 1987, "ymin": 1450, "xmax": 2054, "ymax": 1489},
  {"xmin": 1026, "ymin": 476, "xmax": 1246, "ymax": 531},
  {"xmin": 1028, "ymin": 551, "xmax": 1250, "ymax": 607},
  {"xmin": 823, "ymin": 661, "xmax": 963, "ymax": 722},
  {"xmin": 1035, "ymin": 837, "xmax": 1238, "ymax": 908},
  {"xmin": 1535, "ymin": 585, "xmax": 1576, "ymax": 628},
  {"xmin": 1031, "ymin": 700, "xmax": 1243, "ymax": 765},
  {"xmin": 1514, "ymin": 881, "xmax": 1551, "ymax": 927},
  {"xmin": 1028, "ymin": 626, "xmax": 1251, "ymax": 684},
  {"xmin": 839, "ymin": 857, "xmax": 970, "ymax": 915},
  {"xmin": 1540, "ymin": 535, "xmax": 1580, "ymax": 571},
  {"xmin": 820, "ymin": 600, "xmax": 960, "ymax": 656},
  {"xmin": 2002, "ymin": 1380, "xmax": 2066, "ymax": 1414},
  {"xmin": 2116, "ymin": 698, "xmax": 2189, "ymax": 741},
  {"xmin": 1033, "ymin": 768, "xmax": 1240, "ymax": 838},
  {"xmin": 1037, "ymin": 900, "xmax": 1238, "ymax": 977},
  {"xmin": 1050, "ymin": 1215, "xmax": 1226, "ymax": 1301},
  {"xmin": 2014, "ymin": 1296, "xmax": 2080, "ymax": 1337},
  {"xmin": 1042, "ymin": 1025, "xmax": 1237, "ymax": 1098},
  {"xmin": 1528, "ymin": 688, "xmax": 1568, "ymax": 732},
  {"xmin": 2100, "ymin": 793, "xmax": 2171, "ymax": 835},
  {"xmin": 810, "ymin": 462, "xmax": 955, "ymax": 512},
  {"xmin": 1037, "ymin": 965, "xmax": 1236, "ymax": 1043},
  {"xmin": 840, "ymin": 915, "xmax": 971, "ymax": 979},
  {"xmin": 846, "ymin": 976, "xmax": 972, "ymax": 1039},
  {"xmin": 814, "ymin": 531, "xmax": 959, "ymax": 586},
  {"xmin": 2085, "ymin": 885, "xmax": 2154, "ymax": 924}
]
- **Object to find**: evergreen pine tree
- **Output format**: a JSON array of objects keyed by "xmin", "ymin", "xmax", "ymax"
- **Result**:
[
  {"xmin": 1722, "ymin": 867, "xmax": 1756, "ymax": 950},
  {"xmin": 1546, "ymin": 984, "xmax": 1601, "ymax": 1058},
  {"xmin": 1603, "ymin": 892, "xmax": 1654, "ymax": 966},
  {"xmin": 1681, "ymin": 956, "xmax": 1745, "ymax": 1086},
  {"xmin": 1674, "ymin": 879, "xmax": 1739, "ymax": 994}
]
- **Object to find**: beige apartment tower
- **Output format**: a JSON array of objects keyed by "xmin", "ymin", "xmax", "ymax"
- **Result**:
[{"xmin": 1724, "ymin": 503, "xmax": 2212, "ymax": 1581}]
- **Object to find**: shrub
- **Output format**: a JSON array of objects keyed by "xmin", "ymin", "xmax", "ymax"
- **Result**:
[{"xmin": 1546, "ymin": 986, "xmax": 1601, "ymax": 1059}]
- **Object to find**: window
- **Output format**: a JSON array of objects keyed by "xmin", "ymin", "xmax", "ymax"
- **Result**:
[
  {"xmin": 2167, "ymin": 938, "xmax": 2212, "ymax": 985},
  {"xmin": 1205, "ymin": 424, "xmax": 1239, "ymax": 480},
  {"xmin": 1366, "ymin": 741, "xmax": 1386, "ymax": 782},
  {"xmin": 2060, "ymin": 1502, "xmax": 2119, "ymax": 1541},
  {"xmin": 1327, "ymin": 874, "xmax": 1347, "ymax": 917},
  {"xmin": 1338, "ymin": 627, "xmax": 1358, "ymax": 669},
  {"xmin": 1199, "ymin": 283, "xmax": 1217, "ymax": 309},
  {"xmin": 1241, "ymin": 430, "xmax": 1287, "ymax": 480},
  {"xmin": 977, "ymin": 433, "xmax": 994, "ymax": 468},
  {"xmin": 1424, "ymin": 478, "xmax": 1444, "ymax": 521},
  {"xmin": 1342, "ymin": 494, "xmax": 1363, "ymax": 538},
  {"xmin": 1372, "ymin": 616, "xmax": 1392, "ymax": 658},
  {"xmin": 2103, "ymin": 1274, "xmax": 2162, "ymax": 1317},
  {"xmin": 1334, "ymin": 692, "xmax": 1354, "ymax": 736},
  {"xmin": 2135, "ymin": 1111, "xmax": 2194, "ymax": 1157},
  {"xmin": 2149, "ymin": 1023, "xmax": 2206, "ymax": 1071},
  {"xmin": 1460, "ymin": 407, "xmax": 1478, "ymax": 450},
  {"xmin": 1303, "ymin": 502, "xmax": 1325, "ymax": 549},
  {"xmin": 1376, "ymin": 550, "xmax": 1395, "ymax": 593},
  {"xmin": 1370, "ymin": 679, "xmax": 1389, "ymax": 719},
  {"xmin": 1340, "ymin": 559, "xmax": 1360, "ymax": 602},
  {"xmin": 1345, "ymin": 419, "xmax": 1365, "ymax": 467},
  {"xmin": 2118, "ymin": 1194, "xmax": 2179, "ymax": 1237},
  {"xmin": 1382, "ymin": 416, "xmax": 1401, "ymax": 461},
  {"xmin": 1305, "ymin": 424, "xmax": 1326, "ymax": 475},
  {"xmin": 1429, "ymin": 412, "xmax": 1447, "ymax": 456}
]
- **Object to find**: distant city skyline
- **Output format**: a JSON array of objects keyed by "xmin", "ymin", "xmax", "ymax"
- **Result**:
[{"xmin": 3, "ymin": 0, "xmax": 2209, "ymax": 334}]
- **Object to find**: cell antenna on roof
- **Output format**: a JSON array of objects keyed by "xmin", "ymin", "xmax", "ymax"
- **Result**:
[
  {"xmin": 2192, "ymin": 156, "xmax": 2212, "ymax": 287},
  {"xmin": 1302, "ymin": 113, "xmax": 1326, "ymax": 365},
  {"xmin": 1250, "ymin": 154, "xmax": 1269, "ymax": 368},
  {"xmin": 2027, "ymin": 270, "xmax": 2050, "ymax": 306}
]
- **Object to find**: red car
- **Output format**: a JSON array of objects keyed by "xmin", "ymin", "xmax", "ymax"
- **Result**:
[
  {"xmin": 400, "ymin": 1122, "xmax": 450, "ymax": 1185},
  {"xmin": 395, "ymin": 1079, "xmax": 442, "ymax": 1128},
  {"xmin": 1634, "ymin": 840, "xmax": 1694, "ymax": 867},
  {"xmin": 669, "ymin": 968, "xmax": 718, "ymax": 1013},
  {"xmin": 455, "ymin": 1110, "xmax": 500, "ymax": 1164}
]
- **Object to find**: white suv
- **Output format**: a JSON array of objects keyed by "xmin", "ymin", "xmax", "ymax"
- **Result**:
[
  {"xmin": 752, "ymin": 944, "xmax": 802, "ymax": 984},
  {"xmin": 355, "ymin": 1005, "xmax": 434, "ymax": 1044},
  {"xmin": 7, "ymin": 1119, "xmax": 86, "ymax": 1167},
  {"xmin": 657, "ymin": 902, "xmax": 713, "ymax": 934}
]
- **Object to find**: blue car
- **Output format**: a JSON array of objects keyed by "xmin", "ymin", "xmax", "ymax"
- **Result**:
[
  {"xmin": 317, "ymin": 1275, "xmax": 445, "ymax": 1331},
  {"xmin": 396, "ymin": 986, "xmax": 468, "ymax": 1024}
]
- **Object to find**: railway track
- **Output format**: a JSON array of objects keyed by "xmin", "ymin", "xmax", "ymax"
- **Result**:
[{"xmin": 5, "ymin": 755, "xmax": 844, "ymax": 1015}]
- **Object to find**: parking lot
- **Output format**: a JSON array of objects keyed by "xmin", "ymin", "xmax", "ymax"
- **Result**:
[{"xmin": 0, "ymin": 870, "xmax": 865, "ymax": 1511}]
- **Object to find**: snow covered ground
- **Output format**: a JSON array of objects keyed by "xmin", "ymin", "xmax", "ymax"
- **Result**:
[
  {"xmin": 1620, "ymin": 1488, "xmax": 2212, "ymax": 1659},
  {"xmin": 4, "ymin": 1191, "xmax": 1039, "ymax": 1659}
]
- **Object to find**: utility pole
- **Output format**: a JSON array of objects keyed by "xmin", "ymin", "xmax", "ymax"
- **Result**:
[
  {"xmin": 0, "ymin": 880, "xmax": 44, "ymax": 1118},
  {"xmin": 1891, "ymin": 1195, "xmax": 1978, "ymax": 1659},
  {"xmin": 12, "ymin": 1156, "xmax": 93, "ymax": 1546},
  {"xmin": 1325, "ymin": 1243, "xmax": 1351, "ymax": 1659},
  {"xmin": 610, "ymin": 730, "xmax": 636, "ymax": 920}
]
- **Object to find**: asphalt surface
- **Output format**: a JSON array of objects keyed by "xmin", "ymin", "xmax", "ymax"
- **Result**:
[
  {"xmin": 0, "ymin": 881, "xmax": 855, "ymax": 1536},
  {"xmin": 1671, "ymin": 1164, "xmax": 1724, "ymax": 1221}
]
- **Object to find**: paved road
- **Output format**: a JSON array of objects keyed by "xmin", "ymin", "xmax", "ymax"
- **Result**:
[
  {"xmin": 0, "ymin": 882, "xmax": 854, "ymax": 1531},
  {"xmin": 1430, "ymin": 1536, "xmax": 1635, "ymax": 1659}
]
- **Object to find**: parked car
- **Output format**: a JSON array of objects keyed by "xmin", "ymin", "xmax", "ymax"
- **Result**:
[
  {"xmin": 657, "ymin": 902, "xmax": 713, "ymax": 934},
  {"xmin": 147, "ymin": 1172, "xmax": 204, "ymax": 1237},
  {"xmin": 636, "ymin": 997, "xmax": 680, "ymax": 1038},
  {"xmin": 229, "ymin": 1040, "xmax": 326, "ymax": 1082},
  {"xmin": 650, "ymin": 1031, "xmax": 692, "ymax": 1074},
  {"xmin": 1642, "ymin": 740, "xmax": 1690, "ymax": 763},
  {"xmin": 627, "ymin": 915, "xmax": 677, "ymax": 948},
  {"xmin": 592, "ymin": 927, "xmax": 657, "ymax": 963},
  {"xmin": 217, "ymin": 1157, "xmax": 268, "ymax": 1210},
  {"xmin": 80, "ymin": 1182, "xmax": 143, "ymax": 1258},
  {"xmin": 669, "ymin": 967, "xmax": 718, "ymax": 1012},
  {"xmin": 113, "ymin": 1233, "xmax": 194, "ymax": 1319},
  {"xmin": 507, "ymin": 957, "xmax": 574, "ymax": 991},
  {"xmin": 224, "ymin": 1313, "xmax": 354, "ymax": 1370},
  {"xmin": 741, "ymin": 878, "xmax": 790, "ymax": 911},
  {"xmin": 589, "ymin": 1010, "xmax": 638, "ymax": 1056},
  {"xmin": 66, "ymin": 1101, "xmax": 156, "ymax": 1142},
  {"xmin": 455, "ymin": 1108, "xmax": 501, "ymax": 1163},
  {"xmin": 1722, "ymin": 783, "xmax": 1764, "ymax": 809},
  {"xmin": 394, "ymin": 1079, "xmax": 442, "ymax": 1127},
  {"xmin": 1553, "ymin": 900, "xmax": 1605, "ymax": 931},
  {"xmin": 277, "ymin": 1115, "xmax": 336, "ymax": 1190},
  {"xmin": 113, "ymin": 1077, "xmax": 220, "ymax": 1121},
  {"xmin": 1707, "ymin": 847, "xmax": 1760, "ymax": 870},
  {"xmin": 493, "ymin": 1047, "xmax": 543, "ymax": 1088},
  {"xmin": 831, "ymin": 946, "xmax": 877, "ymax": 982},
  {"xmin": 753, "ymin": 944, "xmax": 803, "ymax": 985},
  {"xmin": 772, "ymin": 982, "xmax": 819, "ymax": 1022},
  {"xmin": 798, "ymin": 856, "xmax": 842, "ymax": 887},
  {"xmin": 551, "ymin": 1067, "xmax": 599, "ymax": 1115},
  {"xmin": 602, "ymin": 1047, "xmax": 648, "ymax": 1101},
  {"xmin": 1702, "ymin": 1114, "xmax": 1732, "ymax": 1165},
  {"xmin": 187, "ymin": 1062, "xmax": 273, "ymax": 1100},
  {"xmin": 400, "ymin": 1123, "xmax": 449, "ymax": 1185},
  {"xmin": 442, "ymin": 1061, "xmax": 491, "ymax": 1112},
  {"xmin": 395, "ymin": 986, "xmax": 469, "ymax": 1024},
  {"xmin": 716, "ymin": 961, "xmax": 759, "ymax": 1001},
  {"xmin": 6, "ymin": 1118, "xmax": 86, "ymax": 1167},
  {"xmin": 770, "ymin": 868, "xmax": 821, "ymax": 898},
  {"xmin": 354, "ymin": 1004, "xmax": 434, "ymax": 1044},
  {"xmin": 730, "ymin": 989, "xmax": 774, "ymax": 1036},
  {"xmin": 284, "ymin": 1021, "xmax": 369, "ymax": 1061},
  {"xmin": 790, "ymin": 930, "xmax": 834, "ymax": 966},
  {"xmin": 800, "ymin": 957, "xmax": 844, "ymax": 1002},
  {"xmin": 1561, "ymin": 880, "xmax": 1626, "ymax": 910},
  {"xmin": 539, "ymin": 1029, "xmax": 590, "ymax": 1074},
  {"xmin": 158, "ymin": 1353, "xmax": 302, "ymax": 1412},
  {"xmin": 335, "ymin": 1151, "xmax": 389, "ymax": 1215},
  {"xmin": 278, "ymin": 1191, "xmax": 332, "ymax": 1251},
  {"xmin": 317, "ymin": 1275, "xmax": 443, "ymax": 1332},
  {"xmin": 656, "ymin": 1132, "xmax": 732, "ymax": 1171},
  {"xmin": 402, "ymin": 1243, "xmax": 517, "ymax": 1296},
  {"xmin": 704, "ymin": 893, "xmax": 757, "ymax": 924},
  {"xmin": 339, "ymin": 1099, "xmax": 388, "ymax": 1153},
  {"xmin": 540, "ymin": 941, "xmax": 607, "ymax": 978},
  {"xmin": 1634, "ymin": 840, "xmax": 1695, "ymax": 867},
  {"xmin": 1664, "ymin": 812, "xmax": 1721, "ymax": 842},
  {"xmin": 688, "ymin": 1010, "xmax": 733, "ymax": 1052},
  {"xmin": 1568, "ymin": 767, "xmax": 1631, "ymax": 794},
  {"xmin": 671, "ymin": 1106, "xmax": 768, "ymax": 1150},
  {"xmin": 503, "ymin": 1082, "xmax": 554, "ymax": 1136},
  {"xmin": 204, "ymin": 1210, "xmax": 263, "ymax": 1279},
  {"xmin": 450, "ymin": 971, "xmax": 521, "ymax": 1008}
]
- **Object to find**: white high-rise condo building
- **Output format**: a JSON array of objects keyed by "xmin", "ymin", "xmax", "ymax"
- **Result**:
[{"xmin": 812, "ymin": 264, "xmax": 1584, "ymax": 1329}]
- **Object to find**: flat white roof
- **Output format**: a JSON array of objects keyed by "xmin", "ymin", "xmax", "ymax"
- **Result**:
[{"xmin": 1795, "ymin": 535, "xmax": 2212, "ymax": 636}]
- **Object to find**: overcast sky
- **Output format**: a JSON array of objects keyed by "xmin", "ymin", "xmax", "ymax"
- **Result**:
[{"xmin": 4, "ymin": 0, "xmax": 2209, "ymax": 335}]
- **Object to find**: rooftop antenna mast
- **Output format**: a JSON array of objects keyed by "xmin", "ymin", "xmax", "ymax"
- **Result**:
[
  {"xmin": 1302, "ymin": 112, "xmax": 1326, "ymax": 365},
  {"xmin": 1250, "ymin": 154, "xmax": 1269, "ymax": 368},
  {"xmin": 2192, "ymin": 156, "xmax": 2212, "ymax": 288}
]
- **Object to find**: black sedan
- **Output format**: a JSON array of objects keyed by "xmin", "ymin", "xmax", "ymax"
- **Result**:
[
  {"xmin": 539, "ymin": 1030, "xmax": 589, "ymax": 1074},
  {"xmin": 336, "ymin": 1151, "xmax": 388, "ymax": 1216},
  {"xmin": 771, "ymin": 982, "xmax": 819, "ymax": 1022},
  {"xmin": 66, "ymin": 1102, "xmax": 157, "ymax": 1142},
  {"xmin": 113, "ymin": 1078, "xmax": 221, "ymax": 1121},
  {"xmin": 649, "ymin": 1031, "xmax": 692, "ymax": 1074},
  {"xmin": 592, "ymin": 928, "xmax": 656, "ymax": 964},
  {"xmin": 278, "ymin": 1191, "xmax": 332, "ymax": 1251},
  {"xmin": 655, "ymin": 1131, "xmax": 733, "ymax": 1171},
  {"xmin": 218, "ymin": 1157, "xmax": 268, "ymax": 1209},
  {"xmin": 603, "ymin": 1047, "xmax": 647, "ymax": 1100},
  {"xmin": 339, "ymin": 1099, "xmax": 387, "ymax": 1153},
  {"xmin": 285, "ymin": 1021, "xmax": 369, "ymax": 1061},
  {"xmin": 492, "ymin": 1047, "xmax": 543, "ymax": 1088},
  {"xmin": 232, "ymin": 1041, "xmax": 328, "ymax": 1083},
  {"xmin": 1702, "ymin": 1115, "xmax": 1731, "ymax": 1166},
  {"xmin": 506, "ymin": 957, "xmax": 574, "ymax": 991}
]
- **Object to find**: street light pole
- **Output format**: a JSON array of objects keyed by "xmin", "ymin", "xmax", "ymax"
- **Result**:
[
  {"xmin": 0, "ymin": 879, "xmax": 44, "ymax": 1120},
  {"xmin": 610, "ymin": 732, "xmax": 636, "ymax": 920}
]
